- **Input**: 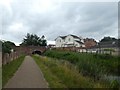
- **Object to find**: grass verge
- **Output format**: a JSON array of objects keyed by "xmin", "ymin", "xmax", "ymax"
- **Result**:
[
  {"xmin": 2, "ymin": 55, "xmax": 25, "ymax": 87},
  {"xmin": 44, "ymin": 50, "xmax": 120, "ymax": 78},
  {"xmin": 33, "ymin": 55, "xmax": 108, "ymax": 88}
]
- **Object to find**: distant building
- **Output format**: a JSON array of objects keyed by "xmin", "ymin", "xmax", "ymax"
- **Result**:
[
  {"xmin": 55, "ymin": 34, "xmax": 85, "ymax": 47},
  {"xmin": 84, "ymin": 38, "xmax": 97, "ymax": 48},
  {"xmin": 87, "ymin": 40, "xmax": 119, "ymax": 55},
  {"xmin": 48, "ymin": 44, "xmax": 55, "ymax": 48},
  {"xmin": 99, "ymin": 41, "xmax": 118, "ymax": 48}
]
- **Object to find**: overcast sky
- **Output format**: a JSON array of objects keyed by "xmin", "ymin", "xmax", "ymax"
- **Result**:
[{"xmin": 0, "ymin": 0, "xmax": 119, "ymax": 45}]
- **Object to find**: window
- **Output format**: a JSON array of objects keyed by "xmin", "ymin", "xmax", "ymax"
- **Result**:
[{"xmin": 68, "ymin": 38, "xmax": 70, "ymax": 41}]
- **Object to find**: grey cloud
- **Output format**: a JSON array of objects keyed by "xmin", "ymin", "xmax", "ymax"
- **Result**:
[{"xmin": 1, "ymin": 1, "xmax": 118, "ymax": 45}]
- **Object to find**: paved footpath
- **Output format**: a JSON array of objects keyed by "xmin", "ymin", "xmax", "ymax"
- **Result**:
[{"xmin": 4, "ymin": 56, "xmax": 48, "ymax": 88}]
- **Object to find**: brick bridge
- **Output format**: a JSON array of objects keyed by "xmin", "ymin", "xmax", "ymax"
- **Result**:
[
  {"xmin": 2, "ymin": 46, "xmax": 48, "ymax": 65},
  {"xmin": 15, "ymin": 46, "xmax": 48, "ymax": 55}
]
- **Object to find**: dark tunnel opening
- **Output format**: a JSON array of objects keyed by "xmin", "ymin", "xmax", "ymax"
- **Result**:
[{"xmin": 32, "ymin": 50, "xmax": 42, "ymax": 55}]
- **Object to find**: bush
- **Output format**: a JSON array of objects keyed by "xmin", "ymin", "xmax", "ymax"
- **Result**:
[
  {"xmin": 95, "ymin": 54, "xmax": 113, "ymax": 59},
  {"xmin": 110, "ymin": 80, "xmax": 119, "ymax": 88},
  {"xmin": 44, "ymin": 50, "xmax": 119, "ymax": 79}
]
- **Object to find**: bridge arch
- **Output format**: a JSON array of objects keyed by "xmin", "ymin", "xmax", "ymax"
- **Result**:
[{"xmin": 32, "ymin": 50, "xmax": 42, "ymax": 55}]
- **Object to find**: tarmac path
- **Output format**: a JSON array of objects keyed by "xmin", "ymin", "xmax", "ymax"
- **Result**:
[{"xmin": 4, "ymin": 56, "xmax": 48, "ymax": 88}]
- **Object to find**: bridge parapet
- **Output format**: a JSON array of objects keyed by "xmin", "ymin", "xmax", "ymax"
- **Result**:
[
  {"xmin": 15, "ymin": 46, "xmax": 48, "ymax": 55},
  {"xmin": 2, "ymin": 46, "xmax": 48, "ymax": 65}
]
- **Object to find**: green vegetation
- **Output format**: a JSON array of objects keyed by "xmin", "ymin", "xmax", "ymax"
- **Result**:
[
  {"xmin": 100, "ymin": 36, "xmax": 117, "ymax": 42},
  {"xmin": 2, "ymin": 55, "xmax": 25, "ymax": 87},
  {"xmin": 44, "ymin": 50, "xmax": 119, "ymax": 76},
  {"xmin": 2, "ymin": 41, "xmax": 16, "ymax": 54},
  {"xmin": 104, "ymin": 48, "xmax": 115, "ymax": 52},
  {"xmin": 20, "ymin": 33, "xmax": 47, "ymax": 46},
  {"xmin": 44, "ymin": 50, "xmax": 120, "ymax": 87},
  {"xmin": 0, "ymin": 67, "xmax": 2, "ymax": 89},
  {"xmin": 0, "ymin": 40, "xmax": 2, "ymax": 52},
  {"xmin": 33, "ymin": 55, "xmax": 109, "ymax": 88}
]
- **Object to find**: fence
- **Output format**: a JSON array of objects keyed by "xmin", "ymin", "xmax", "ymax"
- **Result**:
[
  {"xmin": 0, "ymin": 52, "xmax": 2, "ymax": 67},
  {"xmin": 2, "ymin": 51, "xmax": 26, "ymax": 65},
  {"xmin": 52, "ymin": 47, "xmax": 119, "ymax": 56}
]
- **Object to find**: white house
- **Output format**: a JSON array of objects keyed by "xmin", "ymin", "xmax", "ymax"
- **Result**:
[{"xmin": 55, "ymin": 34, "xmax": 85, "ymax": 47}]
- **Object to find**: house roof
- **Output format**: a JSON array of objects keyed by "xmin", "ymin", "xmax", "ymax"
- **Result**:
[
  {"xmin": 55, "ymin": 36, "xmax": 66, "ymax": 41},
  {"xmin": 60, "ymin": 36, "xmax": 66, "ymax": 39},
  {"xmin": 84, "ymin": 38, "xmax": 97, "ymax": 42},
  {"xmin": 69, "ymin": 34, "xmax": 81, "ymax": 39},
  {"xmin": 88, "ymin": 41, "xmax": 118, "ymax": 49},
  {"xmin": 75, "ymin": 40, "xmax": 83, "ymax": 44},
  {"xmin": 99, "ymin": 41, "xmax": 118, "ymax": 48},
  {"xmin": 55, "ymin": 34, "xmax": 83, "ymax": 41}
]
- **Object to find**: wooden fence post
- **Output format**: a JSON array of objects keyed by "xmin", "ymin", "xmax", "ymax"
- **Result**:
[{"xmin": 6, "ymin": 53, "xmax": 10, "ymax": 64}]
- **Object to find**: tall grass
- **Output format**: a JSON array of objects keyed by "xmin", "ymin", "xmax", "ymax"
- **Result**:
[
  {"xmin": 2, "ymin": 55, "xmax": 25, "ymax": 87},
  {"xmin": 44, "ymin": 50, "xmax": 120, "ymax": 80},
  {"xmin": 33, "ymin": 55, "xmax": 108, "ymax": 88}
]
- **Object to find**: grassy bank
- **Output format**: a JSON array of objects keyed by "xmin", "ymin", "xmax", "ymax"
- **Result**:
[
  {"xmin": 2, "ymin": 55, "xmax": 25, "ymax": 87},
  {"xmin": 43, "ymin": 50, "xmax": 120, "ymax": 88},
  {"xmin": 33, "ymin": 55, "xmax": 110, "ymax": 88},
  {"xmin": 44, "ymin": 50, "xmax": 120, "ymax": 77}
]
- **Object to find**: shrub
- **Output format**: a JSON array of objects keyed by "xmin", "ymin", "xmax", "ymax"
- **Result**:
[
  {"xmin": 44, "ymin": 50, "xmax": 119, "ymax": 80},
  {"xmin": 110, "ymin": 80, "xmax": 119, "ymax": 88}
]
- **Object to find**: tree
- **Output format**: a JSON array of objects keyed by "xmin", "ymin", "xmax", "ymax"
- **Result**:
[
  {"xmin": 41, "ymin": 35, "xmax": 47, "ymax": 46},
  {"xmin": 100, "ymin": 36, "xmax": 117, "ymax": 42},
  {"xmin": 21, "ymin": 33, "xmax": 47, "ymax": 46},
  {"xmin": 2, "ymin": 41, "xmax": 16, "ymax": 54},
  {"xmin": 0, "ymin": 40, "xmax": 2, "ymax": 52},
  {"xmin": 118, "ymin": 39, "xmax": 120, "ymax": 46}
]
